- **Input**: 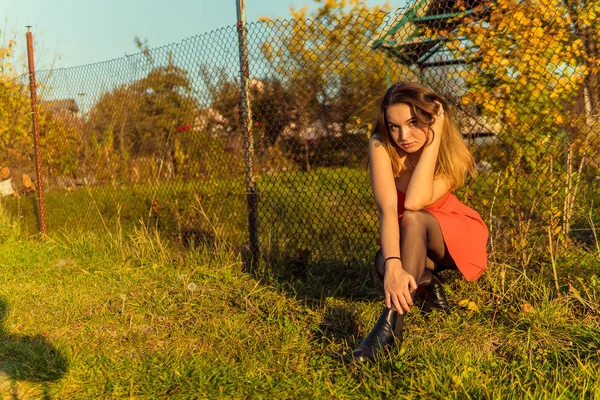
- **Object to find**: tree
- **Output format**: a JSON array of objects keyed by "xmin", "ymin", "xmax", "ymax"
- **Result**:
[
  {"xmin": 0, "ymin": 29, "xmax": 29, "ymax": 168},
  {"xmin": 427, "ymin": 0, "xmax": 600, "ymax": 240},
  {"xmin": 251, "ymin": 77, "xmax": 294, "ymax": 148},
  {"xmin": 0, "ymin": 79, "xmax": 31, "ymax": 169},
  {"xmin": 260, "ymin": 0, "xmax": 415, "ymax": 134},
  {"xmin": 198, "ymin": 66, "xmax": 245, "ymax": 152},
  {"xmin": 1, "ymin": 31, "xmax": 83, "ymax": 180},
  {"xmin": 85, "ymin": 60, "xmax": 198, "ymax": 181},
  {"xmin": 429, "ymin": 0, "xmax": 596, "ymax": 132},
  {"xmin": 254, "ymin": 0, "xmax": 416, "ymax": 170},
  {"xmin": 199, "ymin": 67, "xmax": 296, "ymax": 152},
  {"xmin": 0, "ymin": 30, "xmax": 17, "ymax": 80}
]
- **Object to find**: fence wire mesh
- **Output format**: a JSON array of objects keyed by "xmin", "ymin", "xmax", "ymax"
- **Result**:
[{"xmin": 0, "ymin": 2, "xmax": 598, "ymax": 264}]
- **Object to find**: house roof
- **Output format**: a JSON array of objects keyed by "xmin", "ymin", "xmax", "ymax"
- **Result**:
[{"xmin": 42, "ymin": 98, "xmax": 79, "ymax": 114}]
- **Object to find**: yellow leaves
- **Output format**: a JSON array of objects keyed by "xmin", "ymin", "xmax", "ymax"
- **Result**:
[
  {"xmin": 497, "ymin": 58, "xmax": 510, "ymax": 67},
  {"xmin": 554, "ymin": 113, "xmax": 565, "ymax": 124},
  {"xmin": 520, "ymin": 303, "xmax": 534, "ymax": 313},
  {"xmin": 549, "ymin": 53, "xmax": 562, "ymax": 65},
  {"xmin": 531, "ymin": 27, "xmax": 544, "ymax": 39},
  {"xmin": 324, "ymin": 0, "xmax": 346, "ymax": 8},
  {"xmin": 458, "ymin": 299, "xmax": 480, "ymax": 312},
  {"xmin": 496, "ymin": 0, "xmax": 513, "ymax": 8},
  {"xmin": 1, "ymin": 31, "xmax": 18, "ymax": 79},
  {"xmin": 579, "ymin": 2, "xmax": 599, "ymax": 27},
  {"xmin": 529, "ymin": 37, "xmax": 542, "ymax": 47},
  {"xmin": 535, "ymin": 81, "xmax": 546, "ymax": 92},
  {"xmin": 513, "ymin": 11, "xmax": 526, "ymax": 23},
  {"xmin": 423, "ymin": 0, "xmax": 597, "ymax": 142},
  {"xmin": 289, "ymin": 5, "xmax": 309, "ymax": 20},
  {"xmin": 531, "ymin": 88, "xmax": 542, "ymax": 99},
  {"xmin": 450, "ymin": 39, "xmax": 462, "ymax": 49},
  {"xmin": 570, "ymin": 39, "xmax": 584, "ymax": 55},
  {"xmin": 518, "ymin": 75, "xmax": 529, "ymax": 86},
  {"xmin": 460, "ymin": 94, "xmax": 473, "ymax": 106},
  {"xmin": 557, "ymin": 76, "xmax": 572, "ymax": 87},
  {"xmin": 458, "ymin": 69, "xmax": 472, "ymax": 78},
  {"xmin": 502, "ymin": 109, "xmax": 519, "ymax": 125}
]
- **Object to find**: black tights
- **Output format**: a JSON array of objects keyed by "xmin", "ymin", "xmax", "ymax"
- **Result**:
[{"xmin": 375, "ymin": 210, "xmax": 454, "ymax": 288}]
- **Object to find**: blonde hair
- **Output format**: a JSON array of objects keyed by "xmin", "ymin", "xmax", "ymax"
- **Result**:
[{"xmin": 372, "ymin": 81, "xmax": 475, "ymax": 191}]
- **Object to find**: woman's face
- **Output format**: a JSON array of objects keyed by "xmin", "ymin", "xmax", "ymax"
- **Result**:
[{"xmin": 385, "ymin": 103, "xmax": 428, "ymax": 153}]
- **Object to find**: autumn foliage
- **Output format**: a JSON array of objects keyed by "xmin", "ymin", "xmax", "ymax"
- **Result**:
[{"xmin": 426, "ymin": 0, "xmax": 600, "ymax": 241}]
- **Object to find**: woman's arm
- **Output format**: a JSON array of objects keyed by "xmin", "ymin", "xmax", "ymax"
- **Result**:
[
  {"xmin": 369, "ymin": 135, "xmax": 400, "ymax": 260},
  {"xmin": 369, "ymin": 135, "xmax": 417, "ymax": 313},
  {"xmin": 404, "ymin": 102, "xmax": 451, "ymax": 211}
]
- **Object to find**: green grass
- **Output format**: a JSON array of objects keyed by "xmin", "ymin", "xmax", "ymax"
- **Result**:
[
  {"xmin": 0, "ymin": 178, "xmax": 249, "ymax": 245},
  {"xmin": 0, "ymin": 166, "xmax": 599, "ymax": 397},
  {"xmin": 0, "ymin": 204, "xmax": 599, "ymax": 398},
  {"xmin": 2, "ymin": 166, "xmax": 598, "ymax": 264}
]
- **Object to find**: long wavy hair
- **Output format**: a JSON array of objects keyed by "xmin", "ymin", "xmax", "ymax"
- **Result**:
[{"xmin": 372, "ymin": 81, "xmax": 475, "ymax": 190}]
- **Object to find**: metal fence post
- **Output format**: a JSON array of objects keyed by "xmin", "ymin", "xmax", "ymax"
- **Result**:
[
  {"xmin": 25, "ymin": 27, "xmax": 47, "ymax": 237},
  {"xmin": 235, "ymin": 0, "xmax": 260, "ymax": 263}
]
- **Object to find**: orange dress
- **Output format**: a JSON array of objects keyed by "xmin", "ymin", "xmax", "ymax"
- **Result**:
[{"xmin": 396, "ymin": 189, "xmax": 489, "ymax": 282}]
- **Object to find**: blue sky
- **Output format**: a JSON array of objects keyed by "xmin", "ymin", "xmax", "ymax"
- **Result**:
[{"xmin": 2, "ymin": 0, "xmax": 407, "ymax": 72}]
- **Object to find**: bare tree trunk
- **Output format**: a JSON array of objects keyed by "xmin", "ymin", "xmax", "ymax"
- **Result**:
[
  {"xmin": 563, "ymin": 141, "xmax": 573, "ymax": 241},
  {"xmin": 564, "ymin": 85, "xmax": 595, "ymax": 241},
  {"xmin": 304, "ymin": 140, "xmax": 311, "ymax": 172}
]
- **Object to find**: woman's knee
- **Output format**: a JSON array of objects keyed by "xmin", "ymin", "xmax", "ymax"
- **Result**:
[{"xmin": 400, "ymin": 210, "xmax": 428, "ymax": 233}]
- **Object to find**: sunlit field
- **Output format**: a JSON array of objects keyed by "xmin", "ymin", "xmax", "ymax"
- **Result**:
[{"xmin": 0, "ymin": 166, "xmax": 599, "ymax": 398}]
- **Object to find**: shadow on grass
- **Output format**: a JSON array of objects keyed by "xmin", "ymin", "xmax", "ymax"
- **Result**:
[
  {"xmin": 0, "ymin": 298, "xmax": 68, "ymax": 399},
  {"xmin": 257, "ymin": 248, "xmax": 382, "ymax": 302},
  {"xmin": 244, "ymin": 246, "xmax": 469, "ymax": 352},
  {"xmin": 242, "ymin": 247, "xmax": 383, "ymax": 349}
]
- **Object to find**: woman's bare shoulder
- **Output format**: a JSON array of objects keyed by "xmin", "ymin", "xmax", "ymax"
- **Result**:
[
  {"xmin": 369, "ymin": 134, "xmax": 384, "ymax": 149},
  {"xmin": 370, "ymin": 133, "xmax": 382, "ymax": 142}
]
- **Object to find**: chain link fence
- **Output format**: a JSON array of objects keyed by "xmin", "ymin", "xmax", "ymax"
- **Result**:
[{"xmin": 0, "ymin": 2, "xmax": 598, "ymax": 265}]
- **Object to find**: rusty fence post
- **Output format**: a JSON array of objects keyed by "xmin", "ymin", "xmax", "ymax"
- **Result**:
[
  {"xmin": 25, "ymin": 27, "xmax": 47, "ymax": 237},
  {"xmin": 235, "ymin": 0, "xmax": 260, "ymax": 264}
]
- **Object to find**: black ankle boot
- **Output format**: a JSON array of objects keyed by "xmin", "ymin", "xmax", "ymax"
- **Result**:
[
  {"xmin": 351, "ymin": 308, "xmax": 405, "ymax": 362},
  {"xmin": 420, "ymin": 274, "xmax": 450, "ymax": 313}
]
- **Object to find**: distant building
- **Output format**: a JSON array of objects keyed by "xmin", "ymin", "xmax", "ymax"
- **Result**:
[
  {"xmin": 41, "ymin": 98, "xmax": 80, "ymax": 119},
  {"xmin": 280, "ymin": 120, "xmax": 343, "ymax": 142}
]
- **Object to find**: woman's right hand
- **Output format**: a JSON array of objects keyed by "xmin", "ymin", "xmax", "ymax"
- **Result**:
[{"xmin": 383, "ymin": 259, "xmax": 418, "ymax": 314}]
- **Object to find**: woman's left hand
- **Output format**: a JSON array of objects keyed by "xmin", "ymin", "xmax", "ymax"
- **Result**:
[{"xmin": 427, "ymin": 100, "xmax": 445, "ymax": 144}]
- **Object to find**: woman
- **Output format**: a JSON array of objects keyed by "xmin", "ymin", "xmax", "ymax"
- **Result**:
[{"xmin": 351, "ymin": 82, "xmax": 489, "ymax": 362}]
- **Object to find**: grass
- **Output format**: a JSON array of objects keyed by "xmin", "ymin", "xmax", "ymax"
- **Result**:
[
  {"xmin": 0, "ymin": 196, "xmax": 599, "ymax": 398},
  {"xmin": 2, "ymin": 166, "xmax": 598, "ymax": 262}
]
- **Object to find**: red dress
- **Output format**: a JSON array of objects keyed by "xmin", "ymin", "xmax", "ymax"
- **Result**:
[{"xmin": 396, "ymin": 189, "xmax": 489, "ymax": 282}]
